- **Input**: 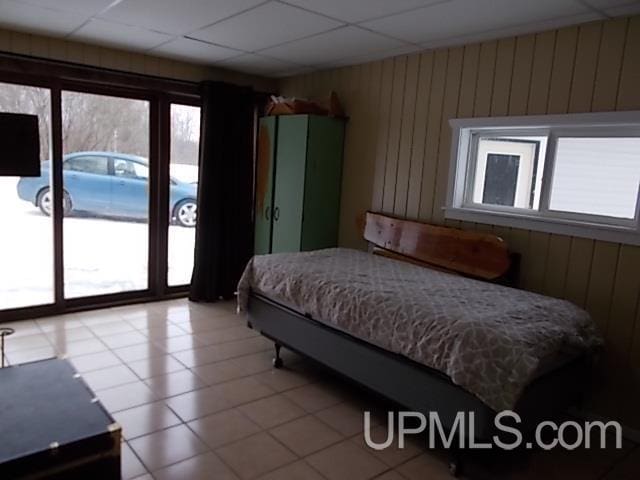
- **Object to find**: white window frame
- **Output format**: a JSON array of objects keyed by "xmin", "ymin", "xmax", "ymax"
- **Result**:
[{"xmin": 446, "ymin": 111, "xmax": 640, "ymax": 245}]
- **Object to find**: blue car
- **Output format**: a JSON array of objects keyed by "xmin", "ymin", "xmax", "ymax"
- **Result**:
[{"xmin": 17, "ymin": 152, "xmax": 198, "ymax": 227}]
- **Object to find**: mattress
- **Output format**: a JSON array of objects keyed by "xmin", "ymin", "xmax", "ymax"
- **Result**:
[{"xmin": 237, "ymin": 248, "xmax": 602, "ymax": 411}]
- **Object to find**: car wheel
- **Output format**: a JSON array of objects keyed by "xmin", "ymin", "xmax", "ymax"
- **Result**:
[
  {"xmin": 37, "ymin": 188, "xmax": 72, "ymax": 216},
  {"xmin": 174, "ymin": 199, "xmax": 197, "ymax": 227}
]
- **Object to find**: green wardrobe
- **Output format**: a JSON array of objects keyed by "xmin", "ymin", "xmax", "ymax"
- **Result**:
[{"xmin": 254, "ymin": 114, "xmax": 346, "ymax": 255}]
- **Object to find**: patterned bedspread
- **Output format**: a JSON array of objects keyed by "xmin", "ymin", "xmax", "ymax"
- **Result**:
[{"xmin": 237, "ymin": 248, "xmax": 602, "ymax": 411}]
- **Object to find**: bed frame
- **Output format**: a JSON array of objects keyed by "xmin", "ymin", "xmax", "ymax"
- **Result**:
[{"xmin": 245, "ymin": 212, "xmax": 591, "ymax": 475}]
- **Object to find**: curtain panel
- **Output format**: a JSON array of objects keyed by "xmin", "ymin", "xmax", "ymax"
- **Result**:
[{"xmin": 189, "ymin": 81, "xmax": 255, "ymax": 302}]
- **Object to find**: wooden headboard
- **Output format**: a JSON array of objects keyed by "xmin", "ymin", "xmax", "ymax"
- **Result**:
[{"xmin": 363, "ymin": 212, "xmax": 512, "ymax": 281}]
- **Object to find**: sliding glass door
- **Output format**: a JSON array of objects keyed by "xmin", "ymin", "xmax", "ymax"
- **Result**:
[
  {"xmin": 0, "ymin": 72, "xmax": 201, "ymax": 320},
  {"xmin": 168, "ymin": 103, "xmax": 200, "ymax": 287},
  {"xmin": 61, "ymin": 90, "xmax": 150, "ymax": 298}
]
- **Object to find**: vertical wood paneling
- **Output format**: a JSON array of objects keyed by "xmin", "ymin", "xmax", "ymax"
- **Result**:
[
  {"xmin": 382, "ymin": 57, "xmax": 408, "ymax": 213},
  {"xmin": 490, "ymin": 38, "xmax": 516, "ymax": 116},
  {"xmin": 418, "ymin": 49, "xmax": 448, "ymax": 221},
  {"xmin": 431, "ymin": 47, "xmax": 463, "ymax": 224},
  {"xmin": 277, "ymin": 14, "xmax": 640, "ymax": 429},
  {"xmin": 617, "ymin": 16, "xmax": 640, "ymax": 109},
  {"xmin": 371, "ymin": 59, "xmax": 395, "ymax": 212},
  {"xmin": 394, "ymin": 55, "xmax": 420, "ymax": 216},
  {"xmin": 592, "ymin": 18, "xmax": 627, "ymax": 111},
  {"xmin": 569, "ymin": 23, "xmax": 602, "ymax": 113},
  {"xmin": 406, "ymin": 52, "xmax": 434, "ymax": 219}
]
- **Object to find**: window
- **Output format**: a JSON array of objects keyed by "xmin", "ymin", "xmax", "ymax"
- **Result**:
[
  {"xmin": 64, "ymin": 155, "xmax": 109, "ymax": 175},
  {"xmin": 446, "ymin": 111, "xmax": 640, "ymax": 244},
  {"xmin": 114, "ymin": 158, "xmax": 149, "ymax": 180}
]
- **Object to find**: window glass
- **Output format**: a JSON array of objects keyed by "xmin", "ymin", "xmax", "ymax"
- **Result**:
[
  {"xmin": 64, "ymin": 155, "xmax": 109, "ymax": 175},
  {"xmin": 550, "ymin": 137, "xmax": 640, "ymax": 219},
  {"xmin": 471, "ymin": 136, "xmax": 547, "ymax": 210}
]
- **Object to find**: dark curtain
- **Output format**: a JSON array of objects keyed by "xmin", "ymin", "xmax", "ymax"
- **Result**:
[{"xmin": 189, "ymin": 81, "xmax": 255, "ymax": 302}]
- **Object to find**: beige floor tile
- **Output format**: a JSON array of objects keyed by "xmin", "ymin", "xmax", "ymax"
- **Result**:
[
  {"xmin": 69, "ymin": 350, "xmax": 122, "ymax": 373},
  {"xmin": 196, "ymin": 325, "xmax": 259, "ymax": 346},
  {"xmin": 88, "ymin": 320, "xmax": 136, "ymax": 337},
  {"xmin": 257, "ymin": 460, "xmax": 325, "ymax": 480},
  {"xmin": 193, "ymin": 351, "xmax": 272, "ymax": 385},
  {"xmin": 101, "ymin": 331, "xmax": 148, "ymax": 349},
  {"xmin": 37, "ymin": 317, "xmax": 84, "ymax": 332},
  {"xmin": 250, "ymin": 365, "xmax": 314, "ymax": 392},
  {"xmin": 353, "ymin": 425, "xmax": 422, "ymax": 467},
  {"xmin": 113, "ymin": 343, "xmax": 166, "ymax": 362},
  {"xmin": 173, "ymin": 336, "xmax": 272, "ymax": 368},
  {"xmin": 188, "ymin": 408, "xmax": 261, "ymax": 449},
  {"xmin": 137, "ymin": 324, "xmax": 187, "ymax": 339},
  {"xmin": 152, "ymin": 334, "xmax": 205, "ymax": 354},
  {"xmin": 395, "ymin": 452, "xmax": 454, "ymax": 480},
  {"xmin": 154, "ymin": 452, "xmax": 239, "ymax": 480},
  {"xmin": 374, "ymin": 472, "xmax": 405, "ymax": 480},
  {"xmin": 113, "ymin": 401, "xmax": 182, "ymax": 439},
  {"xmin": 127, "ymin": 354, "xmax": 186, "ymax": 380},
  {"xmin": 5, "ymin": 333, "xmax": 51, "ymax": 352},
  {"xmin": 284, "ymin": 383, "xmax": 344, "ymax": 412},
  {"xmin": 122, "ymin": 442, "xmax": 148, "ymax": 480},
  {"xmin": 82, "ymin": 364, "xmax": 139, "ymax": 391},
  {"xmin": 6, "ymin": 345, "xmax": 57, "ymax": 365},
  {"xmin": 144, "ymin": 369, "xmax": 206, "ymax": 398},
  {"xmin": 238, "ymin": 394, "xmax": 307, "ymax": 429},
  {"xmin": 97, "ymin": 380, "xmax": 158, "ymax": 413},
  {"xmin": 44, "ymin": 326, "xmax": 96, "ymax": 343},
  {"xmin": 306, "ymin": 440, "xmax": 388, "ymax": 480},
  {"xmin": 166, "ymin": 385, "xmax": 232, "ymax": 422},
  {"xmin": 215, "ymin": 432, "xmax": 297, "ymax": 480},
  {"xmin": 55, "ymin": 338, "xmax": 108, "ymax": 356},
  {"xmin": 129, "ymin": 424, "xmax": 208, "ymax": 471},
  {"xmin": 316, "ymin": 402, "xmax": 371, "ymax": 437},
  {"xmin": 177, "ymin": 315, "xmax": 240, "ymax": 333},
  {"xmin": 270, "ymin": 415, "xmax": 343, "ymax": 456},
  {"xmin": 6, "ymin": 319, "xmax": 43, "ymax": 337}
]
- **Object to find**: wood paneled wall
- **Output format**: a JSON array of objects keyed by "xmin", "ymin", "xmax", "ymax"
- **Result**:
[
  {"xmin": 0, "ymin": 27, "xmax": 276, "ymax": 91},
  {"xmin": 279, "ymin": 15, "xmax": 640, "ymax": 429}
]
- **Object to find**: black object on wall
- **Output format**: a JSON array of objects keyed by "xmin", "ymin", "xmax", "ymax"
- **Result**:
[
  {"xmin": 0, "ymin": 112, "xmax": 41, "ymax": 177},
  {"xmin": 189, "ymin": 81, "xmax": 255, "ymax": 302}
]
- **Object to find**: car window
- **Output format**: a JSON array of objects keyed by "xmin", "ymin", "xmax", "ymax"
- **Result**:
[
  {"xmin": 63, "ymin": 155, "xmax": 109, "ymax": 175},
  {"xmin": 114, "ymin": 159, "xmax": 148, "ymax": 180}
]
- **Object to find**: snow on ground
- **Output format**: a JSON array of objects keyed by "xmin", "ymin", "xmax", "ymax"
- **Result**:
[{"xmin": 0, "ymin": 177, "xmax": 195, "ymax": 310}]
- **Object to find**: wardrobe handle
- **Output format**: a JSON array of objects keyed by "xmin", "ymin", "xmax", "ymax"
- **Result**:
[
  {"xmin": 274, "ymin": 206, "xmax": 280, "ymax": 221},
  {"xmin": 264, "ymin": 205, "xmax": 270, "ymax": 220}
]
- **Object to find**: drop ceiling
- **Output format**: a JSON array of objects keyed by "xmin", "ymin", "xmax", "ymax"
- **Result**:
[{"xmin": 0, "ymin": 0, "xmax": 638, "ymax": 78}]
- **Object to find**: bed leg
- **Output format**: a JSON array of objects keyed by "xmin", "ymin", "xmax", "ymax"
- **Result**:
[
  {"xmin": 272, "ymin": 343, "xmax": 283, "ymax": 369},
  {"xmin": 448, "ymin": 450, "xmax": 463, "ymax": 477}
]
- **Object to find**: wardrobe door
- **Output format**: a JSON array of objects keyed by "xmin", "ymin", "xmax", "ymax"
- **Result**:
[
  {"xmin": 271, "ymin": 115, "xmax": 308, "ymax": 253},
  {"xmin": 301, "ymin": 116, "xmax": 345, "ymax": 251},
  {"xmin": 254, "ymin": 117, "xmax": 276, "ymax": 255}
]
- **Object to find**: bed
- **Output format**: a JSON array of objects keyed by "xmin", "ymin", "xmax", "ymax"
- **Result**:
[{"xmin": 237, "ymin": 212, "xmax": 602, "ymax": 473}]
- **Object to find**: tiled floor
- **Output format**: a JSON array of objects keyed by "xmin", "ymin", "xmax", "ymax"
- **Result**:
[{"xmin": 2, "ymin": 298, "xmax": 638, "ymax": 480}]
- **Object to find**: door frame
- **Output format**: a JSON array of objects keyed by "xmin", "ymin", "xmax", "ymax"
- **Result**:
[{"xmin": 0, "ymin": 55, "xmax": 201, "ymax": 322}]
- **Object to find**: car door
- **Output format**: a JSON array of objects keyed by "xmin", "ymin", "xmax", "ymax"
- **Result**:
[
  {"xmin": 110, "ymin": 157, "xmax": 149, "ymax": 219},
  {"xmin": 63, "ymin": 154, "xmax": 111, "ymax": 214}
]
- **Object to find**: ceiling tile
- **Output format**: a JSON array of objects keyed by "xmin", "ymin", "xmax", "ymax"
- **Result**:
[
  {"xmin": 321, "ymin": 44, "xmax": 422, "ymax": 68},
  {"xmin": 151, "ymin": 37, "xmax": 241, "ymax": 64},
  {"xmin": 581, "ymin": 0, "xmax": 640, "ymax": 8},
  {"xmin": 601, "ymin": 1, "xmax": 640, "ymax": 16},
  {"xmin": 98, "ymin": 0, "xmax": 265, "ymax": 35},
  {"xmin": 260, "ymin": 26, "xmax": 405, "ymax": 66},
  {"xmin": 420, "ymin": 11, "xmax": 602, "ymax": 49},
  {"xmin": 283, "ymin": 0, "xmax": 446, "ymax": 23},
  {"xmin": 190, "ymin": 1, "xmax": 343, "ymax": 51},
  {"xmin": 217, "ymin": 53, "xmax": 302, "ymax": 75},
  {"xmin": 0, "ymin": 0, "xmax": 89, "ymax": 36},
  {"xmin": 361, "ymin": 0, "xmax": 590, "ymax": 44},
  {"xmin": 70, "ymin": 19, "xmax": 173, "ymax": 51},
  {"xmin": 18, "ymin": 0, "xmax": 115, "ymax": 15}
]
